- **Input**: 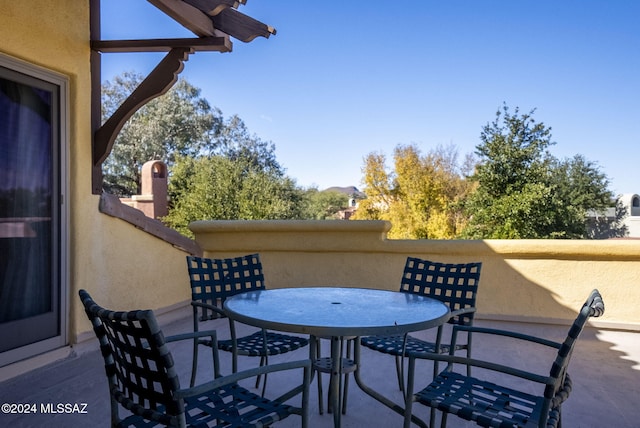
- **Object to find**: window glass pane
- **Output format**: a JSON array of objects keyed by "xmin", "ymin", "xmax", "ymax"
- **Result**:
[{"xmin": 0, "ymin": 67, "xmax": 58, "ymax": 351}]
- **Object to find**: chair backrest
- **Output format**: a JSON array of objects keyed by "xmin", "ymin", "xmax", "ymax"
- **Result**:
[
  {"xmin": 186, "ymin": 254, "xmax": 265, "ymax": 320},
  {"xmin": 545, "ymin": 289, "xmax": 604, "ymax": 408},
  {"xmin": 79, "ymin": 289, "xmax": 185, "ymax": 427},
  {"xmin": 399, "ymin": 257, "xmax": 482, "ymax": 326}
]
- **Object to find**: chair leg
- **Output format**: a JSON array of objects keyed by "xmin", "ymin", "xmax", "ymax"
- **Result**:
[
  {"xmin": 466, "ymin": 330, "xmax": 473, "ymax": 377},
  {"xmin": 231, "ymin": 348, "xmax": 238, "ymax": 373},
  {"xmin": 440, "ymin": 411, "xmax": 447, "ymax": 428},
  {"xmin": 316, "ymin": 339, "xmax": 325, "ymax": 414},
  {"xmin": 255, "ymin": 355, "xmax": 265, "ymax": 388},
  {"xmin": 341, "ymin": 339, "xmax": 352, "ymax": 415},
  {"xmin": 327, "ymin": 367, "xmax": 335, "ymax": 414},
  {"xmin": 395, "ymin": 355, "xmax": 405, "ymax": 391},
  {"xmin": 191, "ymin": 312, "xmax": 200, "ymax": 388},
  {"xmin": 231, "ymin": 348, "xmax": 268, "ymax": 396},
  {"xmin": 257, "ymin": 355, "xmax": 269, "ymax": 397},
  {"xmin": 403, "ymin": 356, "xmax": 416, "ymax": 428},
  {"xmin": 317, "ymin": 375, "xmax": 325, "ymax": 414},
  {"xmin": 190, "ymin": 338, "xmax": 199, "ymax": 387}
]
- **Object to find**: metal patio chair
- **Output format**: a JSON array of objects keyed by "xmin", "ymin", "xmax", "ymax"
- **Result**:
[
  {"xmin": 403, "ymin": 288, "xmax": 604, "ymax": 428},
  {"xmin": 186, "ymin": 254, "xmax": 309, "ymax": 392},
  {"xmin": 360, "ymin": 257, "xmax": 482, "ymax": 391},
  {"xmin": 79, "ymin": 289, "xmax": 310, "ymax": 428}
]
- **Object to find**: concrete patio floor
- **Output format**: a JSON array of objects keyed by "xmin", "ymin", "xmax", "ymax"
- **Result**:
[{"xmin": 1, "ymin": 315, "xmax": 639, "ymax": 427}]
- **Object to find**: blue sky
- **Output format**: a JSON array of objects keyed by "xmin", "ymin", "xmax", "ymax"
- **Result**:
[{"xmin": 101, "ymin": 1, "xmax": 640, "ymax": 195}]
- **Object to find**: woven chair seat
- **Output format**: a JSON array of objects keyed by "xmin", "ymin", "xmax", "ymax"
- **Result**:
[
  {"xmin": 117, "ymin": 382, "xmax": 296, "ymax": 428},
  {"xmin": 403, "ymin": 289, "xmax": 603, "ymax": 428},
  {"xmin": 186, "ymin": 254, "xmax": 310, "ymax": 391},
  {"xmin": 79, "ymin": 289, "xmax": 310, "ymax": 428},
  {"xmin": 360, "ymin": 257, "xmax": 482, "ymax": 394},
  {"xmin": 360, "ymin": 334, "xmax": 464, "ymax": 356},
  {"xmin": 216, "ymin": 331, "xmax": 309, "ymax": 357},
  {"xmin": 414, "ymin": 371, "xmax": 572, "ymax": 428}
]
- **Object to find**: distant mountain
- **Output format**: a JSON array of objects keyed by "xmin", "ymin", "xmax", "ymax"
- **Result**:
[{"xmin": 323, "ymin": 186, "xmax": 366, "ymax": 198}]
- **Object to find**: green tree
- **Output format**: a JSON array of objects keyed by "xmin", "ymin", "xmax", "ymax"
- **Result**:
[
  {"xmin": 163, "ymin": 104, "xmax": 312, "ymax": 236},
  {"xmin": 587, "ymin": 198, "xmax": 628, "ymax": 239},
  {"xmin": 101, "ymin": 72, "xmax": 221, "ymax": 196},
  {"xmin": 301, "ymin": 189, "xmax": 350, "ymax": 220},
  {"xmin": 351, "ymin": 152, "xmax": 393, "ymax": 222},
  {"xmin": 215, "ymin": 114, "xmax": 282, "ymax": 175},
  {"xmin": 354, "ymin": 144, "xmax": 473, "ymax": 239},
  {"xmin": 461, "ymin": 105, "xmax": 615, "ymax": 239},
  {"xmin": 164, "ymin": 155, "xmax": 305, "ymax": 237}
]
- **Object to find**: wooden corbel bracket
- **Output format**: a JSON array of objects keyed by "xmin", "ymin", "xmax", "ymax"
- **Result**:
[{"xmin": 91, "ymin": 47, "xmax": 193, "ymax": 193}]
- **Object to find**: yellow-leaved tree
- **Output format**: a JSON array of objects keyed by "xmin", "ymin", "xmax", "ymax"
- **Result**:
[{"xmin": 352, "ymin": 144, "xmax": 475, "ymax": 239}]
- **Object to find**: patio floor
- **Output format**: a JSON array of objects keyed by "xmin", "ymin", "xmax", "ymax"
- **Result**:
[{"xmin": 1, "ymin": 316, "xmax": 639, "ymax": 427}]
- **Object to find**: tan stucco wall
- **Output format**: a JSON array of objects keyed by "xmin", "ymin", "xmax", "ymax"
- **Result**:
[
  {"xmin": 0, "ymin": 1, "xmax": 192, "ymax": 349},
  {"xmin": 191, "ymin": 220, "xmax": 640, "ymax": 331}
]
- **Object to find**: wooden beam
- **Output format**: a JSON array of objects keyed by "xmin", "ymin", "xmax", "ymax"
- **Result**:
[
  {"xmin": 91, "ymin": 0, "xmax": 104, "ymax": 193},
  {"xmin": 212, "ymin": 7, "xmax": 276, "ymax": 42},
  {"xmin": 182, "ymin": 0, "xmax": 240, "ymax": 16},
  {"xmin": 147, "ymin": 0, "xmax": 216, "ymax": 36},
  {"xmin": 92, "ymin": 36, "xmax": 231, "ymax": 53},
  {"xmin": 93, "ymin": 48, "xmax": 192, "ymax": 177},
  {"xmin": 148, "ymin": 0, "xmax": 275, "ymax": 42}
]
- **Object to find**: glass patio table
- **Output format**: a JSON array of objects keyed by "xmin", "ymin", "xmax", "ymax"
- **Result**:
[{"xmin": 224, "ymin": 287, "xmax": 450, "ymax": 428}]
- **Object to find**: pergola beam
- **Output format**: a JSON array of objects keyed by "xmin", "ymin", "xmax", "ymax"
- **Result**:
[
  {"xmin": 148, "ymin": 0, "xmax": 275, "ymax": 42},
  {"xmin": 182, "ymin": 0, "xmax": 245, "ymax": 17},
  {"xmin": 91, "ymin": 36, "xmax": 231, "ymax": 53},
  {"xmin": 147, "ymin": 0, "xmax": 220, "ymax": 36},
  {"xmin": 211, "ymin": 7, "xmax": 276, "ymax": 42},
  {"xmin": 91, "ymin": 0, "xmax": 275, "ymax": 194}
]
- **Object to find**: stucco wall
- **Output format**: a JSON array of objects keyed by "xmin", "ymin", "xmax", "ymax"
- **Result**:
[
  {"xmin": 0, "ymin": 1, "xmax": 192, "ymax": 348},
  {"xmin": 191, "ymin": 220, "xmax": 640, "ymax": 330}
]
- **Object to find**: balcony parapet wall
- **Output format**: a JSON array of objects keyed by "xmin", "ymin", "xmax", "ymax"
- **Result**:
[{"xmin": 190, "ymin": 220, "xmax": 640, "ymax": 331}]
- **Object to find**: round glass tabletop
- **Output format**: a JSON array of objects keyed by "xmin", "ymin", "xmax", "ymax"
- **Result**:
[{"xmin": 224, "ymin": 287, "xmax": 450, "ymax": 337}]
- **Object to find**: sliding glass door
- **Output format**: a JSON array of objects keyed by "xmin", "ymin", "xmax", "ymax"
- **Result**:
[{"xmin": 0, "ymin": 56, "xmax": 67, "ymax": 365}]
